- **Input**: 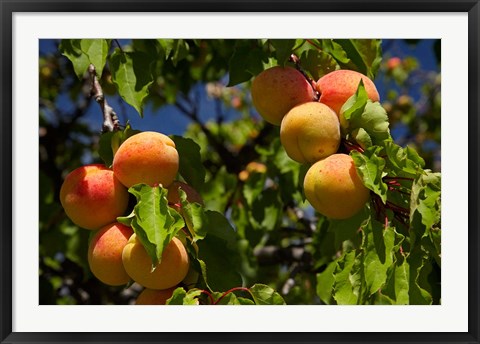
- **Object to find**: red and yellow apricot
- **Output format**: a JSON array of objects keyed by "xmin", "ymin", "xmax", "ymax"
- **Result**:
[
  {"xmin": 59, "ymin": 164, "xmax": 129, "ymax": 230},
  {"xmin": 87, "ymin": 222, "xmax": 133, "ymax": 286},
  {"xmin": 113, "ymin": 131, "xmax": 179, "ymax": 188},
  {"xmin": 251, "ymin": 66, "xmax": 315, "ymax": 125},
  {"xmin": 303, "ymin": 154, "xmax": 370, "ymax": 219},
  {"xmin": 280, "ymin": 102, "xmax": 341, "ymax": 163},
  {"xmin": 316, "ymin": 70, "xmax": 380, "ymax": 128},
  {"xmin": 122, "ymin": 234, "xmax": 190, "ymax": 290},
  {"xmin": 135, "ymin": 287, "xmax": 177, "ymax": 305}
]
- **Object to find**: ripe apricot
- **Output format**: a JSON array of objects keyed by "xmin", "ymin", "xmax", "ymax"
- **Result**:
[
  {"xmin": 88, "ymin": 222, "xmax": 133, "ymax": 286},
  {"xmin": 135, "ymin": 287, "xmax": 177, "ymax": 305},
  {"xmin": 122, "ymin": 234, "xmax": 189, "ymax": 290},
  {"xmin": 251, "ymin": 66, "xmax": 315, "ymax": 125},
  {"xmin": 113, "ymin": 131, "xmax": 179, "ymax": 188},
  {"xmin": 59, "ymin": 164, "xmax": 129, "ymax": 230},
  {"xmin": 316, "ymin": 70, "xmax": 380, "ymax": 128},
  {"xmin": 303, "ymin": 154, "xmax": 370, "ymax": 219},
  {"xmin": 280, "ymin": 102, "xmax": 341, "ymax": 163}
]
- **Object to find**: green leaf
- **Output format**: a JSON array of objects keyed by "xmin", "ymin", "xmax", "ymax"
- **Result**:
[
  {"xmin": 197, "ymin": 234, "xmax": 242, "ymax": 292},
  {"xmin": 179, "ymin": 189, "xmax": 208, "ymax": 241},
  {"xmin": 169, "ymin": 39, "xmax": 190, "ymax": 66},
  {"xmin": 341, "ymin": 81, "xmax": 369, "ymax": 122},
  {"xmin": 329, "ymin": 207, "xmax": 369, "ymax": 249},
  {"xmin": 407, "ymin": 246, "xmax": 433, "ymax": 304},
  {"xmin": 270, "ymin": 39, "xmax": 296, "ymax": 66},
  {"xmin": 321, "ymin": 39, "xmax": 350, "ymax": 64},
  {"xmin": 384, "ymin": 141, "xmax": 425, "ymax": 176},
  {"xmin": 410, "ymin": 171, "xmax": 441, "ymax": 229},
  {"xmin": 98, "ymin": 124, "xmax": 140, "ymax": 167},
  {"xmin": 350, "ymin": 102, "xmax": 390, "ymax": 145},
  {"xmin": 362, "ymin": 219, "xmax": 396, "ymax": 295},
  {"xmin": 110, "ymin": 50, "xmax": 154, "ymax": 116},
  {"xmin": 333, "ymin": 39, "xmax": 382, "ymax": 79},
  {"xmin": 300, "ymin": 49, "xmax": 339, "ymax": 80},
  {"xmin": 250, "ymin": 188, "xmax": 282, "ymax": 231},
  {"xmin": 332, "ymin": 250, "xmax": 362, "ymax": 305},
  {"xmin": 351, "ymin": 148, "xmax": 388, "ymax": 203},
  {"xmin": 316, "ymin": 261, "xmax": 337, "ymax": 304},
  {"xmin": 59, "ymin": 39, "xmax": 92, "ymax": 80},
  {"xmin": 242, "ymin": 172, "xmax": 267, "ymax": 207},
  {"xmin": 227, "ymin": 41, "xmax": 267, "ymax": 86},
  {"xmin": 128, "ymin": 184, "xmax": 185, "ymax": 266},
  {"xmin": 171, "ymin": 136, "xmax": 205, "ymax": 191},
  {"xmin": 79, "ymin": 39, "xmax": 109, "ymax": 78},
  {"xmin": 249, "ymin": 284, "xmax": 286, "ymax": 305},
  {"xmin": 383, "ymin": 256, "xmax": 410, "ymax": 305},
  {"xmin": 157, "ymin": 39, "xmax": 175, "ymax": 60},
  {"xmin": 166, "ymin": 287, "xmax": 202, "ymax": 305}
]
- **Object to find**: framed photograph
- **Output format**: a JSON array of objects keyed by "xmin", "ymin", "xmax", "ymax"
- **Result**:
[{"xmin": 1, "ymin": 1, "xmax": 479, "ymax": 343}]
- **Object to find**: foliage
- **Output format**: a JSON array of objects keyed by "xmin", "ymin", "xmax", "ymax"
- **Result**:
[{"xmin": 39, "ymin": 38, "xmax": 441, "ymax": 305}]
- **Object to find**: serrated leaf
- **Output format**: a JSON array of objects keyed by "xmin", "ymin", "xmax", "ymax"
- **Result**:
[
  {"xmin": 382, "ymin": 256, "xmax": 410, "ymax": 304},
  {"xmin": 79, "ymin": 39, "xmax": 109, "ymax": 78},
  {"xmin": 128, "ymin": 184, "xmax": 185, "ymax": 266},
  {"xmin": 410, "ymin": 171, "xmax": 441, "ymax": 229},
  {"xmin": 157, "ymin": 39, "xmax": 175, "ymax": 60},
  {"xmin": 351, "ymin": 148, "xmax": 388, "ymax": 203},
  {"xmin": 249, "ymin": 284, "xmax": 286, "ymax": 305},
  {"xmin": 171, "ymin": 136, "xmax": 205, "ymax": 191},
  {"xmin": 166, "ymin": 287, "xmax": 202, "ymax": 305},
  {"xmin": 110, "ymin": 50, "xmax": 154, "ymax": 116},
  {"xmin": 341, "ymin": 81, "xmax": 369, "ymax": 122},
  {"xmin": 170, "ymin": 39, "xmax": 190, "ymax": 66},
  {"xmin": 197, "ymin": 234, "xmax": 242, "ymax": 292},
  {"xmin": 362, "ymin": 219, "xmax": 396, "ymax": 295},
  {"xmin": 384, "ymin": 141, "xmax": 425, "ymax": 176},
  {"xmin": 350, "ymin": 101, "xmax": 390, "ymax": 145},
  {"xmin": 316, "ymin": 261, "xmax": 337, "ymax": 304},
  {"xmin": 270, "ymin": 39, "xmax": 296, "ymax": 66},
  {"xmin": 59, "ymin": 39, "xmax": 91, "ymax": 80},
  {"xmin": 251, "ymin": 188, "xmax": 282, "ymax": 231},
  {"xmin": 227, "ymin": 42, "xmax": 267, "ymax": 86},
  {"xmin": 329, "ymin": 207, "xmax": 369, "ymax": 249},
  {"xmin": 321, "ymin": 39, "xmax": 350, "ymax": 64},
  {"xmin": 243, "ymin": 172, "xmax": 267, "ymax": 207},
  {"xmin": 179, "ymin": 189, "xmax": 208, "ymax": 241},
  {"xmin": 407, "ymin": 246, "xmax": 433, "ymax": 304},
  {"xmin": 333, "ymin": 39, "xmax": 382, "ymax": 79},
  {"xmin": 300, "ymin": 49, "xmax": 339, "ymax": 80},
  {"xmin": 332, "ymin": 250, "xmax": 362, "ymax": 305}
]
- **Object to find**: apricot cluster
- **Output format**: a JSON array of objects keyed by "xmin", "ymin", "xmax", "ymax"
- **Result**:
[
  {"xmin": 251, "ymin": 67, "xmax": 377, "ymax": 219},
  {"xmin": 60, "ymin": 131, "xmax": 203, "ymax": 304}
]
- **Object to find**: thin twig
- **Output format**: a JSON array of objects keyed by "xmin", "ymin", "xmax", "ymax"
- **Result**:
[{"xmin": 88, "ymin": 64, "xmax": 120, "ymax": 133}]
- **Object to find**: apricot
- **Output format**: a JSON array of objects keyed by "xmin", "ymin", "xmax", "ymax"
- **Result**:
[
  {"xmin": 59, "ymin": 164, "xmax": 129, "ymax": 230},
  {"xmin": 251, "ymin": 66, "xmax": 315, "ymax": 125},
  {"xmin": 88, "ymin": 222, "xmax": 133, "ymax": 286},
  {"xmin": 122, "ymin": 234, "xmax": 189, "ymax": 290},
  {"xmin": 112, "ymin": 131, "xmax": 179, "ymax": 188},
  {"xmin": 167, "ymin": 181, "xmax": 204, "ymax": 210},
  {"xmin": 135, "ymin": 287, "xmax": 176, "ymax": 305},
  {"xmin": 316, "ymin": 70, "xmax": 380, "ymax": 128},
  {"xmin": 303, "ymin": 154, "xmax": 370, "ymax": 219},
  {"xmin": 280, "ymin": 102, "xmax": 341, "ymax": 163}
]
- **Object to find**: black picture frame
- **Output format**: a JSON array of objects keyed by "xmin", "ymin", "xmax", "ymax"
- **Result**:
[{"xmin": 1, "ymin": 1, "xmax": 479, "ymax": 343}]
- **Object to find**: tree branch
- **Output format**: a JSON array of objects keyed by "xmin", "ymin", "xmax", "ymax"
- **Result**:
[{"xmin": 88, "ymin": 64, "xmax": 120, "ymax": 133}]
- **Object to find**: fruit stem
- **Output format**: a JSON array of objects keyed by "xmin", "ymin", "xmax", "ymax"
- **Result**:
[
  {"xmin": 200, "ymin": 289, "xmax": 215, "ymax": 305},
  {"xmin": 288, "ymin": 54, "xmax": 320, "ymax": 101},
  {"xmin": 342, "ymin": 139, "xmax": 365, "ymax": 153},
  {"xmin": 213, "ymin": 287, "xmax": 251, "ymax": 305},
  {"xmin": 383, "ymin": 176, "xmax": 414, "ymax": 181}
]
